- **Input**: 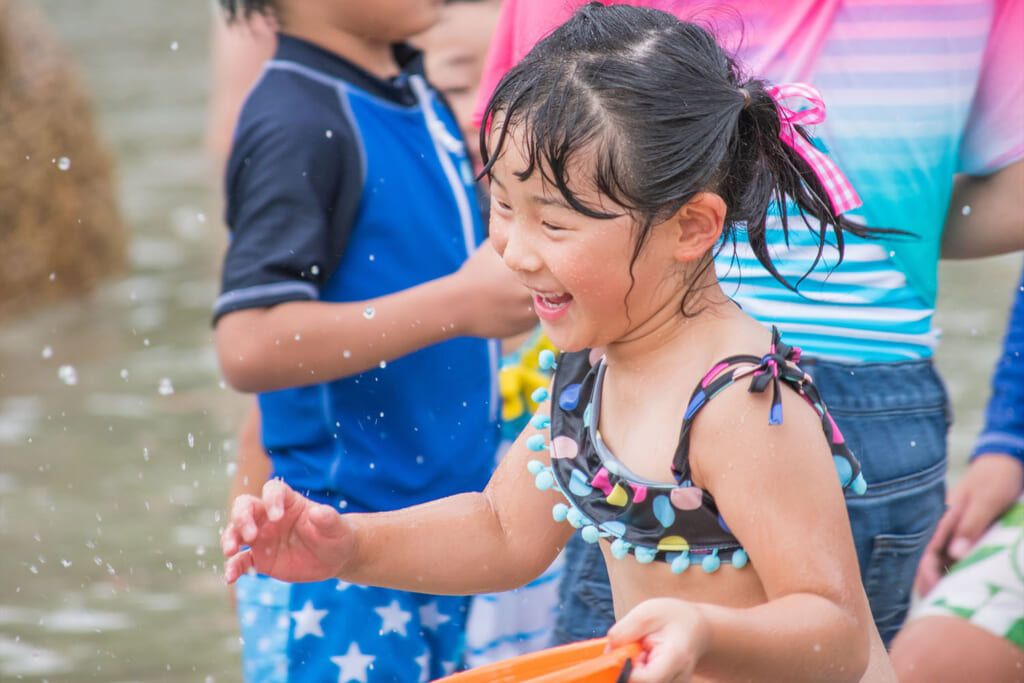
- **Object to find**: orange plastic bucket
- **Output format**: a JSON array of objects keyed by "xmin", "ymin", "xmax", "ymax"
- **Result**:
[{"xmin": 436, "ymin": 637, "xmax": 641, "ymax": 683}]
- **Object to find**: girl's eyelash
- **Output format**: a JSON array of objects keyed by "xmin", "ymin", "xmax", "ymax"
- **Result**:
[{"xmin": 542, "ymin": 222, "xmax": 564, "ymax": 231}]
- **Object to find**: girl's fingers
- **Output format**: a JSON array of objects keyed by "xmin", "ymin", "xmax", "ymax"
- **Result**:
[
  {"xmin": 230, "ymin": 493, "xmax": 266, "ymax": 542},
  {"xmin": 224, "ymin": 549, "xmax": 254, "ymax": 584},
  {"xmin": 221, "ymin": 521, "xmax": 241, "ymax": 556},
  {"xmin": 608, "ymin": 600, "xmax": 663, "ymax": 648},
  {"xmin": 262, "ymin": 478, "xmax": 292, "ymax": 521}
]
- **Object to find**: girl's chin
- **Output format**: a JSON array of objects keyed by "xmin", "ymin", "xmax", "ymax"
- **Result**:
[{"xmin": 536, "ymin": 323, "xmax": 591, "ymax": 354}]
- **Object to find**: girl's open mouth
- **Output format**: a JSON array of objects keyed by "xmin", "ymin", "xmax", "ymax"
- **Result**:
[{"xmin": 533, "ymin": 292, "xmax": 572, "ymax": 320}]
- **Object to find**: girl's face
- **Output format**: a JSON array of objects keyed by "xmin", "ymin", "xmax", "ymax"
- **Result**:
[{"xmin": 488, "ymin": 131, "xmax": 687, "ymax": 353}]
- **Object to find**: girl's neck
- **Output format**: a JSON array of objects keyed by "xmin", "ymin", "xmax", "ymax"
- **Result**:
[{"xmin": 603, "ymin": 286, "xmax": 740, "ymax": 377}]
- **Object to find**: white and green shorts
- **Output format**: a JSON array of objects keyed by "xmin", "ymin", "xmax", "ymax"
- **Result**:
[{"xmin": 910, "ymin": 494, "xmax": 1024, "ymax": 650}]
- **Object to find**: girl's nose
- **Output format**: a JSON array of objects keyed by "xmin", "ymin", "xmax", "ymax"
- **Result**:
[{"xmin": 497, "ymin": 221, "xmax": 543, "ymax": 274}]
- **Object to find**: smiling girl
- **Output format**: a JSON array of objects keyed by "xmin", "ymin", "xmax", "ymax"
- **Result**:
[{"xmin": 221, "ymin": 4, "xmax": 898, "ymax": 680}]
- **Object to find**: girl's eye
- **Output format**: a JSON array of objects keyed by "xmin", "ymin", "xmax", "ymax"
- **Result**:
[
  {"xmin": 542, "ymin": 222, "xmax": 565, "ymax": 232},
  {"xmin": 494, "ymin": 199, "xmax": 512, "ymax": 212}
]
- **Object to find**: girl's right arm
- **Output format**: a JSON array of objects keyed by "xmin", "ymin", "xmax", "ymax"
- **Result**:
[
  {"xmin": 216, "ymin": 241, "xmax": 536, "ymax": 393},
  {"xmin": 221, "ymin": 400, "xmax": 574, "ymax": 593}
]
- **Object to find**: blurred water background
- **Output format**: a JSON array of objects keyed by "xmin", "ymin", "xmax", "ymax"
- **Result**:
[{"xmin": 0, "ymin": 0, "xmax": 1021, "ymax": 680}]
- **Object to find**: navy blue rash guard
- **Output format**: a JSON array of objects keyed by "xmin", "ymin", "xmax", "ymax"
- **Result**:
[{"xmin": 216, "ymin": 34, "xmax": 498, "ymax": 512}]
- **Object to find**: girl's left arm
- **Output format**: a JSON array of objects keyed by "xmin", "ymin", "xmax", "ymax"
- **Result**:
[{"xmin": 674, "ymin": 383, "xmax": 876, "ymax": 681}]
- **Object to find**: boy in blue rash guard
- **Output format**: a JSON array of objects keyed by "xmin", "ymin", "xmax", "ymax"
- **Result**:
[{"xmin": 212, "ymin": 0, "xmax": 536, "ymax": 680}]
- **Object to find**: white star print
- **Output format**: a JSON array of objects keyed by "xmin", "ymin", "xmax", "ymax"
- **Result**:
[
  {"xmin": 331, "ymin": 642, "xmax": 376, "ymax": 683},
  {"xmin": 374, "ymin": 600, "xmax": 413, "ymax": 637},
  {"xmin": 414, "ymin": 649, "xmax": 430, "ymax": 683},
  {"xmin": 291, "ymin": 600, "xmax": 328, "ymax": 639},
  {"xmin": 418, "ymin": 601, "xmax": 451, "ymax": 632}
]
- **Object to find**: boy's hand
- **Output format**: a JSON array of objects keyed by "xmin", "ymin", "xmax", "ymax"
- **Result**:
[
  {"xmin": 453, "ymin": 240, "xmax": 536, "ymax": 338},
  {"xmin": 221, "ymin": 479, "xmax": 355, "ymax": 585},
  {"xmin": 607, "ymin": 598, "xmax": 711, "ymax": 683}
]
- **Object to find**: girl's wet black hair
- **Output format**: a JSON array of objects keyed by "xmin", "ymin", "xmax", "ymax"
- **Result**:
[
  {"xmin": 219, "ymin": 0, "xmax": 277, "ymax": 22},
  {"xmin": 480, "ymin": 2, "xmax": 895, "ymax": 312}
]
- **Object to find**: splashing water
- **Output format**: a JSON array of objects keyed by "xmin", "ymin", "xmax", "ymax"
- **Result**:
[
  {"xmin": 58, "ymin": 365, "xmax": 78, "ymax": 386},
  {"xmin": 157, "ymin": 378, "xmax": 174, "ymax": 395},
  {"xmin": 363, "ymin": 305, "xmax": 375, "ymax": 320}
]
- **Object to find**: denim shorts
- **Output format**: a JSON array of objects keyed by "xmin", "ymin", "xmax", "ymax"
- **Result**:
[{"xmin": 552, "ymin": 358, "xmax": 950, "ymax": 647}]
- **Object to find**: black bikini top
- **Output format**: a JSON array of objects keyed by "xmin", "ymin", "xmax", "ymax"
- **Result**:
[{"xmin": 526, "ymin": 328, "xmax": 865, "ymax": 574}]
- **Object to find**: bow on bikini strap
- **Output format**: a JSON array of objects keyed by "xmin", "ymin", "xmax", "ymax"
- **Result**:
[
  {"xmin": 764, "ymin": 83, "xmax": 862, "ymax": 216},
  {"xmin": 749, "ymin": 327, "xmax": 802, "ymax": 425}
]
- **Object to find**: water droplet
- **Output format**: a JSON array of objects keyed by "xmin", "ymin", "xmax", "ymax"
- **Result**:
[
  {"xmin": 143, "ymin": 338, "xmax": 151, "ymax": 347},
  {"xmin": 61, "ymin": 559, "xmax": 72, "ymax": 568},
  {"xmin": 310, "ymin": 264, "xmax": 320, "ymax": 276},
  {"xmin": 170, "ymin": 41, "xmax": 179, "ymax": 51},
  {"xmin": 187, "ymin": 433, "xmax": 195, "ymax": 448},
  {"xmin": 49, "ymin": 272, "xmax": 56, "ymax": 281},
  {"xmin": 363, "ymin": 305, "xmax": 375, "ymax": 320},
  {"xmin": 888, "ymin": 250, "xmax": 896, "ymax": 258},
  {"xmin": 368, "ymin": 254, "xmax": 375, "ymax": 261},
  {"xmin": 325, "ymin": 130, "xmax": 333, "ymax": 138},
  {"xmin": 41, "ymin": 345, "xmax": 53, "ymax": 359},
  {"xmin": 961, "ymin": 205, "xmax": 971, "ymax": 216},
  {"xmin": 166, "ymin": 561, "xmax": 174, "ymax": 571},
  {"xmin": 158, "ymin": 378, "xmax": 174, "ymax": 395},
  {"xmin": 294, "ymin": 333, "xmax": 301, "ymax": 341},
  {"xmin": 120, "ymin": 368, "xmax": 129, "ymax": 380},
  {"xmin": 379, "ymin": 360, "xmax": 387, "ymax": 369},
  {"xmin": 143, "ymin": 447, "xmax": 150, "ymax": 461},
  {"xmin": 910, "ymin": 440, "xmax": 916, "ymax": 447},
  {"xmin": 57, "ymin": 157, "xmax": 71, "ymax": 171},
  {"xmin": 58, "ymin": 365, "xmax": 78, "ymax": 386},
  {"xmin": 197, "ymin": 212, "xmax": 206, "ymax": 223},
  {"xmin": 343, "ymin": 349, "xmax": 351, "ymax": 358}
]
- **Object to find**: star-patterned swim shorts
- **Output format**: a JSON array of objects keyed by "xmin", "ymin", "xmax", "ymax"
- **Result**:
[{"xmin": 235, "ymin": 573, "xmax": 470, "ymax": 682}]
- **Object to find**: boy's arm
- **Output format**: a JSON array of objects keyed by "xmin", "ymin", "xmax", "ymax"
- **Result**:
[
  {"xmin": 676, "ymin": 383, "xmax": 874, "ymax": 682},
  {"xmin": 216, "ymin": 240, "xmax": 535, "ymax": 392},
  {"xmin": 222, "ymin": 399, "xmax": 572, "ymax": 592}
]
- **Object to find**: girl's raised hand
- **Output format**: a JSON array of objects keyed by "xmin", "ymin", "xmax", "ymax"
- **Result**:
[
  {"xmin": 220, "ymin": 478, "xmax": 355, "ymax": 585},
  {"xmin": 606, "ymin": 598, "xmax": 710, "ymax": 683}
]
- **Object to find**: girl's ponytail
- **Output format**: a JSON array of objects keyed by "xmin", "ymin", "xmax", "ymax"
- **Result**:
[{"xmin": 725, "ymin": 79, "xmax": 895, "ymax": 290}]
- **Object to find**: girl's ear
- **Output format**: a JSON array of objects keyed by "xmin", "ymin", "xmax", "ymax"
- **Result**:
[{"xmin": 669, "ymin": 192, "xmax": 727, "ymax": 263}]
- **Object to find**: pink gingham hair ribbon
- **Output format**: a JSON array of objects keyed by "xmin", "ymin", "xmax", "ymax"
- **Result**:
[{"xmin": 764, "ymin": 83, "xmax": 862, "ymax": 215}]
